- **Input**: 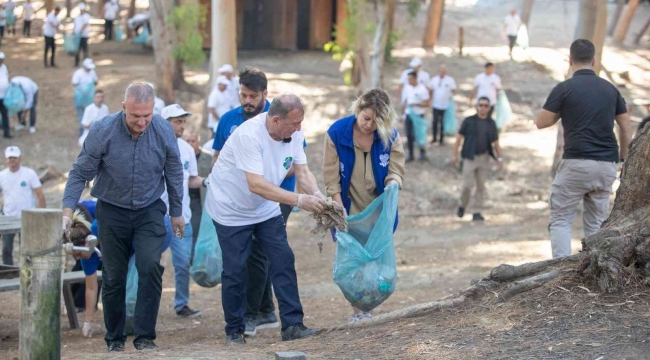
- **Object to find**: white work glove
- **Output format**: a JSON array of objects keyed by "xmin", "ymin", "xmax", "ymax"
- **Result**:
[
  {"xmin": 313, "ymin": 191, "xmax": 327, "ymax": 201},
  {"xmin": 62, "ymin": 216, "xmax": 72, "ymax": 238},
  {"xmin": 297, "ymin": 194, "xmax": 326, "ymax": 213},
  {"xmin": 82, "ymin": 321, "xmax": 94, "ymax": 338}
]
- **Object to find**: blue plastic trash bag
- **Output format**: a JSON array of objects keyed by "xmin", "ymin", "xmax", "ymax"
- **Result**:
[
  {"xmin": 134, "ymin": 27, "xmax": 149, "ymax": 45},
  {"xmin": 115, "ymin": 25, "xmax": 124, "ymax": 42},
  {"xmin": 516, "ymin": 24, "xmax": 529, "ymax": 50},
  {"xmin": 4, "ymin": 83, "xmax": 25, "ymax": 114},
  {"xmin": 125, "ymin": 256, "xmax": 138, "ymax": 317},
  {"xmin": 443, "ymin": 98, "xmax": 457, "ymax": 136},
  {"xmin": 333, "ymin": 183, "xmax": 399, "ymax": 312},
  {"xmin": 74, "ymin": 82, "xmax": 96, "ymax": 108},
  {"xmin": 494, "ymin": 90, "xmax": 513, "ymax": 131},
  {"xmin": 6, "ymin": 9, "xmax": 15, "ymax": 25},
  {"xmin": 190, "ymin": 193, "xmax": 223, "ymax": 288},
  {"xmin": 64, "ymin": 33, "xmax": 81, "ymax": 55},
  {"xmin": 407, "ymin": 108, "xmax": 427, "ymax": 147}
]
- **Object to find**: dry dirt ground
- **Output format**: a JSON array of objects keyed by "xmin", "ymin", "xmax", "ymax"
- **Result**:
[{"xmin": 1, "ymin": 0, "xmax": 650, "ymax": 359}]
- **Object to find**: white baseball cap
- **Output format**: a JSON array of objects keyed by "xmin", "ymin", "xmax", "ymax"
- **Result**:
[
  {"xmin": 78, "ymin": 3, "xmax": 86, "ymax": 11},
  {"xmin": 5, "ymin": 146, "xmax": 21, "ymax": 158},
  {"xmin": 82, "ymin": 58, "xmax": 95, "ymax": 69},
  {"xmin": 218, "ymin": 64, "xmax": 234, "ymax": 73},
  {"xmin": 0, "ymin": 52, "xmax": 5, "ymax": 60},
  {"xmin": 161, "ymin": 104, "xmax": 192, "ymax": 120},
  {"xmin": 409, "ymin": 57, "xmax": 423, "ymax": 68},
  {"xmin": 216, "ymin": 75, "xmax": 230, "ymax": 86}
]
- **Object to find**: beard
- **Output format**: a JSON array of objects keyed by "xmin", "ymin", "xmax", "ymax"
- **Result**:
[{"xmin": 242, "ymin": 100, "xmax": 265, "ymax": 119}]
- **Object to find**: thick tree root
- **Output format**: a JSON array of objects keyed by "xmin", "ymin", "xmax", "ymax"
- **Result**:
[
  {"xmin": 494, "ymin": 269, "xmax": 561, "ymax": 304},
  {"xmin": 490, "ymin": 253, "xmax": 584, "ymax": 282}
]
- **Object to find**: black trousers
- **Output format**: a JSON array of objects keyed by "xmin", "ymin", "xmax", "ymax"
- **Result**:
[
  {"xmin": 104, "ymin": 20, "xmax": 114, "ymax": 40},
  {"xmin": 508, "ymin": 35, "xmax": 517, "ymax": 51},
  {"xmin": 432, "ymin": 109, "xmax": 446, "ymax": 144},
  {"xmin": 23, "ymin": 20, "xmax": 31, "ymax": 37},
  {"xmin": 0, "ymin": 100, "xmax": 9, "ymax": 137},
  {"xmin": 44, "ymin": 36, "xmax": 55, "ymax": 66},
  {"xmin": 75, "ymin": 37, "xmax": 89, "ymax": 67},
  {"xmin": 245, "ymin": 204, "xmax": 293, "ymax": 319},
  {"xmin": 405, "ymin": 115, "xmax": 425, "ymax": 160},
  {"xmin": 17, "ymin": 91, "xmax": 37, "ymax": 127},
  {"xmin": 96, "ymin": 199, "xmax": 167, "ymax": 345},
  {"xmin": 0, "ymin": 26, "xmax": 4, "ymax": 39}
]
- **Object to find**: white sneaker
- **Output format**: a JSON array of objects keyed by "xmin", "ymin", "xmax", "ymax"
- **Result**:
[
  {"xmin": 28, "ymin": 127, "xmax": 35, "ymax": 134},
  {"xmin": 14, "ymin": 124, "xmax": 25, "ymax": 131}
]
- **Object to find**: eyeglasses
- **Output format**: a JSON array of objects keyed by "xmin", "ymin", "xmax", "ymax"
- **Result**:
[{"xmin": 478, "ymin": 104, "xmax": 490, "ymax": 108}]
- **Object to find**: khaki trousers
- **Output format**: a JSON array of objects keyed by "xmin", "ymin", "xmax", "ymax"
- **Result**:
[
  {"xmin": 460, "ymin": 154, "xmax": 491, "ymax": 212},
  {"xmin": 549, "ymin": 159, "xmax": 617, "ymax": 259}
]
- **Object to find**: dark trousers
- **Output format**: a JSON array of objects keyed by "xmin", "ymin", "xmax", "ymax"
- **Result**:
[
  {"xmin": 1, "ymin": 100, "xmax": 9, "ymax": 137},
  {"xmin": 405, "ymin": 115, "xmax": 425, "ymax": 160},
  {"xmin": 104, "ymin": 20, "xmax": 114, "ymax": 40},
  {"xmin": 508, "ymin": 35, "xmax": 517, "ymax": 51},
  {"xmin": 44, "ymin": 36, "xmax": 55, "ymax": 66},
  {"xmin": 96, "ymin": 199, "xmax": 167, "ymax": 344},
  {"xmin": 7, "ymin": 23, "xmax": 15, "ymax": 36},
  {"xmin": 75, "ymin": 37, "xmax": 89, "ymax": 67},
  {"xmin": 214, "ymin": 213, "xmax": 303, "ymax": 335},
  {"xmin": 0, "ymin": 26, "xmax": 4, "ymax": 39},
  {"xmin": 2, "ymin": 233, "xmax": 16, "ymax": 265},
  {"xmin": 488, "ymin": 105, "xmax": 495, "ymax": 120},
  {"xmin": 17, "ymin": 91, "xmax": 37, "ymax": 127},
  {"xmin": 188, "ymin": 190, "xmax": 202, "ymax": 263},
  {"xmin": 432, "ymin": 108, "xmax": 446, "ymax": 144},
  {"xmin": 23, "ymin": 20, "xmax": 31, "ymax": 37}
]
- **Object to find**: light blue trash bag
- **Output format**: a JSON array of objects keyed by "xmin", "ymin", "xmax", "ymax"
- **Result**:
[
  {"xmin": 134, "ymin": 27, "xmax": 149, "ymax": 45},
  {"xmin": 494, "ymin": 90, "xmax": 512, "ymax": 131},
  {"xmin": 443, "ymin": 98, "xmax": 457, "ymax": 136},
  {"xmin": 74, "ymin": 82, "xmax": 96, "ymax": 108},
  {"xmin": 115, "ymin": 25, "xmax": 124, "ymax": 41},
  {"xmin": 190, "ymin": 190, "xmax": 223, "ymax": 288},
  {"xmin": 6, "ymin": 9, "xmax": 15, "ymax": 26},
  {"xmin": 125, "ymin": 256, "xmax": 138, "ymax": 317},
  {"xmin": 407, "ymin": 108, "xmax": 427, "ymax": 147},
  {"xmin": 333, "ymin": 183, "xmax": 399, "ymax": 312},
  {"xmin": 64, "ymin": 33, "xmax": 81, "ymax": 55},
  {"xmin": 3, "ymin": 83, "xmax": 25, "ymax": 115}
]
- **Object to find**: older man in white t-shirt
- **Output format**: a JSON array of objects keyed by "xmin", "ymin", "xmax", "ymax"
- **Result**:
[
  {"xmin": 471, "ymin": 62, "xmax": 502, "ymax": 119},
  {"xmin": 206, "ymin": 94, "xmax": 325, "ymax": 345},
  {"xmin": 428, "ymin": 65, "xmax": 457, "ymax": 145},
  {"xmin": 207, "ymin": 75, "xmax": 233, "ymax": 134},
  {"xmin": 0, "ymin": 146, "xmax": 45, "ymax": 265},
  {"xmin": 73, "ymin": 3, "xmax": 91, "ymax": 67}
]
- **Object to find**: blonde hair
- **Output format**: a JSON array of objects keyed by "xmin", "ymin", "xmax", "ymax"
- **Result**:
[{"xmin": 349, "ymin": 89, "xmax": 398, "ymax": 149}]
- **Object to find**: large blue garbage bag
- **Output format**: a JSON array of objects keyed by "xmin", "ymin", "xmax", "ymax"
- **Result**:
[
  {"xmin": 6, "ymin": 9, "xmax": 15, "ymax": 25},
  {"xmin": 134, "ymin": 27, "xmax": 149, "ymax": 45},
  {"xmin": 190, "ymin": 191, "xmax": 223, "ymax": 288},
  {"xmin": 333, "ymin": 183, "xmax": 399, "ymax": 312},
  {"xmin": 443, "ymin": 98, "xmax": 457, "ymax": 136},
  {"xmin": 494, "ymin": 90, "xmax": 512, "ymax": 131},
  {"xmin": 74, "ymin": 82, "xmax": 96, "ymax": 108},
  {"xmin": 64, "ymin": 33, "xmax": 81, "ymax": 55},
  {"xmin": 3, "ymin": 83, "xmax": 25, "ymax": 115},
  {"xmin": 125, "ymin": 256, "xmax": 138, "ymax": 317},
  {"xmin": 115, "ymin": 25, "xmax": 124, "ymax": 41},
  {"xmin": 407, "ymin": 108, "xmax": 427, "ymax": 147}
]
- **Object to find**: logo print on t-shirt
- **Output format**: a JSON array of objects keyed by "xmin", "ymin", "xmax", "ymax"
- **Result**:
[
  {"xmin": 340, "ymin": 162, "xmax": 345, "ymax": 177},
  {"xmin": 183, "ymin": 161, "xmax": 189, "ymax": 170},
  {"xmin": 283, "ymin": 157, "xmax": 293, "ymax": 170},
  {"xmin": 20, "ymin": 181, "xmax": 27, "ymax": 187},
  {"xmin": 379, "ymin": 153, "xmax": 390, "ymax": 167}
]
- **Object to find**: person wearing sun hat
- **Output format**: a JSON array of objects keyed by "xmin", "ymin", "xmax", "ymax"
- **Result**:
[
  {"xmin": 0, "ymin": 51, "xmax": 9, "ymax": 138},
  {"xmin": 160, "ymin": 103, "xmax": 206, "ymax": 319},
  {"xmin": 207, "ymin": 75, "xmax": 234, "ymax": 135},
  {"xmin": 397, "ymin": 56, "xmax": 430, "ymax": 105},
  {"xmin": 72, "ymin": 58, "xmax": 99, "ymax": 135},
  {"xmin": 0, "ymin": 146, "xmax": 45, "ymax": 265},
  {"xmin": 219, "ymin": 64, "xmax": 240, "ymax": 108}
]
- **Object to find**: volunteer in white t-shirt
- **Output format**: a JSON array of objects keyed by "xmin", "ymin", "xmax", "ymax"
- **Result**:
[
  {"xmin": 0, "ymin": 52, "xmax": 9, "ymax": 139},
  {"xmin": 72, "ymin": 58, "xmax": 99, "ymax": 134},
  {"xmin": 78, "ymin": 89, "xmax": 109, "ymax": 146},
  {"xmin": 207, "ymin": 75, "xmax": 233, "ymax": 133},
  {"xmin": 427, "ymin": 65, "xmax": 457, "ymax": 145},
  {"xmin": 471, "ymin": 62, "xmax": 502, "ymax": 118},
  {"xmin": 402, "ymin": 71, "xmax": 431, "ymax": 162},
  {"xmin": 43, "ymin": 7, "xmax": 61, "ymax": 68},
  {"xmin": 10, "ymin": 76, "xmax": 38, "ymax": 133},
  {"xmin": 218, "ymin": 64, "xmax": 240, "ymax": 108},
  {"xmin": 103, "ymin": 0, "xmax": 119, "ymax": 41},
  {"xmin": 73, "ymin": 3, "xmax": 91, "ymax": 67},
  {"xmin": 398, "ymin": 57, "xmax": 430, "ymax": 104},
  {"xmin": 0, "ymin": 146, "xmax": 45, "ymax": 265},
  {"xmin": 0, "ymin": 4, "xmax": 7, "ymax": 39},
  {"xmin": 504, "ymin": 10, "xmax": 522, "ymax": 57},
  {"xmin": 160, "ymin": 104, "xmax": 205, "ymax": 318},
  {"xmin": 21, "ymin": 0, "xmax": 34, "ymax": 37},
  {"xmin": 205, "ymin": 94, "xmax": 324, "ymax": 345}
]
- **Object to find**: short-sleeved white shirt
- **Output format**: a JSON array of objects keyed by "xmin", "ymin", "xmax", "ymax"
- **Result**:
[
  {"xmin": 161, "ymin": 138, "xmax": 198, "ymax": 224},
  {"xmin": 73, "ymin": 13, "xmax": 91, "ymax": 38},
  {"xmin": 428, "ymin": 75, "xmax": 457, "ymax": 110},
  {"xmin": 206, "ymin": 112, "xmax": 308, "ymax": 226},
  {"xmin": 473, "ymin": 72, "xmax": 502, "ymax": 105},
  {"xmin": 104, "ymin": 2, "xmax": 119, "ymax": 21},
  {"xmin": 154, "ymin": 97, "xmax": 165, "ymax": 116},
  {"xmin": 72, "ymin": 68, "xmax": 98, "ymax": 86},
  {"xmin": 43, "ymin": 12, "xmax": 60, "ymax": 37},
  {"xmin": 504, "ymin": 14, "xmax": 522, "ymax": 36},
  {"xmin": 403, "ymin": 83, "xmax": 430, "ymax": 115},
  {"xmin": 207, "ymin": 87, "xmax": 232, "ymax": 130},
  {"xmin": 0, "ymin": 167, "xmax": 42, "ymax": 217},
  {"xmin": 23, "ymin": 3, "xmax": 34, "ymax": 21},
  {"xmin": 81, "ymin": 103, "xmax": 109, "ymax": 128},
  {"xmin": 228, "ymin": 76, "xmax": 240, "ymax": 108},
  {"xmin": 10, "ymin": 76, "xmax": 38, "ymax": 109},
  {"xmin": 0, "ymin": 64, "xmax": 9, "ymax": 98},
  {"xmin": 399, "ymin": 69, "xmax": 430, "ymax": 103}
]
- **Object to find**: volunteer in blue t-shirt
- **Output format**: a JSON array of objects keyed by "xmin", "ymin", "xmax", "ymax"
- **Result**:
[{"xmin": 210, "ymin": 68, "xmax": 305, "ymax": 337}]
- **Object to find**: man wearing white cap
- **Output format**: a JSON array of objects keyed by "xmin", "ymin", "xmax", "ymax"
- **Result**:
[
  {"xmin": 79, "ymin": 89, "xmax": 109, "ymax": 146},
  {"xmin": 43, "ymin": 6, "xmax": 61, "ymax": 68},
  {"xmin": 103, "ymin": 0, "xmax": 119, "ymax": 41},
  {"xmin": 160, "ymin": 104, "xmax": 206, "ymax": 319},
  {"xmin": 147, "ymin": 82, "xmax": 166, "ymax": 116},
  {"xmin": 398, "ymin": 57, "xmax": 430, "ymax": 104},
  {"xmin": 219, "ymin": 64, "xmax": 240, "ymax": 108},
  {"xmin": 10, "ymin": 76, "xmax": 38, "ymax": 133},
  {"xmin": 73, "ymin": 3, "xmax": 91, "ymax": 67},
  {"xmin": 207, "ymin": 75, "xmax": 233, "ymax": 135},
  {"xmin": 0, "ymin": 146, "xmax": 45, "ymax": 265},
  {"xmin": 72, "ymin": 58, "xmax": 99, "ymax": 135},
  {"xmin": 0, "ymin": 52, "xmax": 9, "ymax": 138}
]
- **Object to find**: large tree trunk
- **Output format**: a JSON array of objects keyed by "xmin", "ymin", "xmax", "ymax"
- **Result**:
[
  {"xmin": 593, "ymin": 0, "xmax": 608, "ymax": 74},
  {"xmin": 126, "ymin": 0, "xmax": 136, "ymax": 38},
  {"xmin": 66, "ymin": 0, "xmax": 72, "ymax": 18},
  {"xmin": 613, "ymin": 0, "xmax": 640, "ymax": 44},
  {"xmin": 45, "ymin": 0, "xmax": 54, "ymax": 13},
  {"xmin": 521, "ymin": 0, "xmax": 535, "ymax": 26},
  {"xmin": 422, "ymin": 0, "xmax": 444, "ymax": 49},
  {"xmin": 370, "ymin": 0, "xmax": 391, "ymax": 89},
  {"xmin": 352, "ymin": 0, "xmax": 370, "ymax": 95},
  {"xmin": 634, "ymin": 15, "xmax": 650, "ymax": 45},
  {"xmin": 608, "ymin": 0, "xmax": 625, "ymax": 37},
  {"xmin": 149, "ymin": 0, "xmax": 180, "ymax": 104}
]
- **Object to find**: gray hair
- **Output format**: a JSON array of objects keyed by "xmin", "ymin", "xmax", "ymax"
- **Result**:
[
  {"xmin": 268, "ymin": 94, "xmax": 304, "ymax": 119},
  {"xmin": 124, "ymin": 83, "xmax": 155, "ymax": 103}
]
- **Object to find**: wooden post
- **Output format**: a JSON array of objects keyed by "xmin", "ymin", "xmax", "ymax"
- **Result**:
[
  {"xmin": 19, "ymin": 209, "xmax": 63, "ymax": 360},
  {"xmin": 634, "ymin": 16, "xmax": 650, "ymax": 45},
  {"xmin": 458, "ymin": 26, "xmax": 464, "ymax": 56}
]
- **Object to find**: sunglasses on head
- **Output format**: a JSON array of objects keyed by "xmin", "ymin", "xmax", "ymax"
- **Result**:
[{"xmin": 478, "ymin": 103, "xmax": 490, "ymax": 108}]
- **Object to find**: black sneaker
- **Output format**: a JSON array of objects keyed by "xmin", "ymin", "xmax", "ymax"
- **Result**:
[
  {"xmin": 281, "ymin": 324, "xmax": 317, "ymax": 341},
  {"xmin": 457, "ymin": 207, "xmax": 465, "ymax": 218},
  {"xmin": 134, "ymin": 338, "xmax": 157, "ymax": 350},
  {"xmin": 256, "ymin": 312, "xmax": 279, "ymax": 330},
  {"xmin": 244, "ymin": 317, "xmax": 257, "ymax": 337},
  {"xmin": 225, "ymin": 332, "xmax": 246, "ymax": 345},
  {"xmin": 473, "ymin": 213, "xmax": 485, "ymax": 221},
  {"xmin": 107, "ymin": 341, "xmax": 125, "ymax": 352},
  {"xmin": 176, "ymin": 305, "xmax": 202, "ymax": 318}
]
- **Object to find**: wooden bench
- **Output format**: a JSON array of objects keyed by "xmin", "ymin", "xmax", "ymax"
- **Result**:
[{"xmin": 0, "ymin": 270, "xmax": 103, "ymax": 330}]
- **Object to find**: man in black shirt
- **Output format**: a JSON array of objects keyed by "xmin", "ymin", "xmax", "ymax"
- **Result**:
[
  {"xmin": 535, "ymin": 39, "xmax": 631, "ymax": 259},
  {"xmin": 452, "ymin": 96, "xmax": 504, "ymax": 221}
]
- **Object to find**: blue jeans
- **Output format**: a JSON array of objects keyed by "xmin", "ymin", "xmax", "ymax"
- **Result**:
[
  {"xmin": 164, "ymin": 217, "xmax": 193, "ymax": 312},
  {"xmin": 76, "ymin": 106, "xmax": 85, "ymax": 135}
]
